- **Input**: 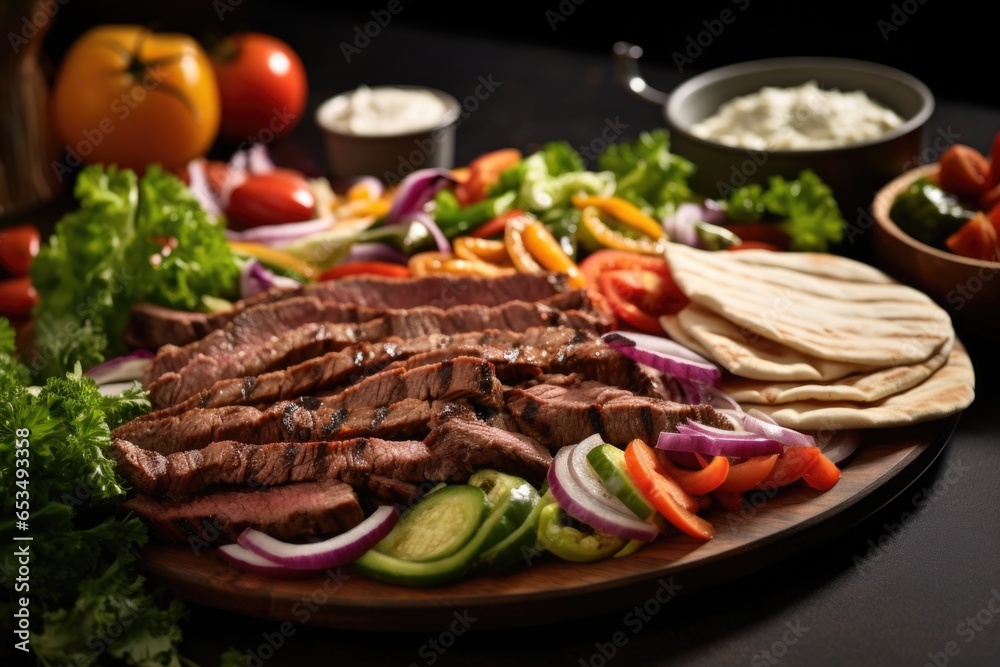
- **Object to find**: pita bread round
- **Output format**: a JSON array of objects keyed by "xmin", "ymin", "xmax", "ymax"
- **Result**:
[
  {"xmin": 664, "ymin": 243, "xmax": 954, "ymax": 366},
  {"xmin": 742, "ymin": 342, "xmax": 975, "ymax": 430},
  {"xmin": 723, "ymin": 334, "xmax": 954, "ymax": 404},
  {"xmin": 666, "ymin": 303, "xmax": 880, "ymax": 382}
]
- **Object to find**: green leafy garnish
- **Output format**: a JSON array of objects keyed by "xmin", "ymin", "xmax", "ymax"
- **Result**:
[
  {"xmin": 0, "ymin": 317, "xmax": 201, "ymax": 667},
  {"xmin": 720, "ymin": 169, "xmax": 847, "ymax": 252},
  {"xmin": 29, "ymin": 164, "xmax": 242, "ymax": 380},
  {"xmin": 597, "ymin": 128, "xmax": 696, "ymax": 220}
]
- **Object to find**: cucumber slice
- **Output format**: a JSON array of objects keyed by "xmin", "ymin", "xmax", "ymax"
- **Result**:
[
  {"xmin": 374, "ymin": 485, "xmax": 488, "ymax": 562},
  {"xmin": 354, "ymin": 474, "xmax": 540, "ymax": 586},
  {"xmin": 587, "ymin": 444, "xmax": 656, "ymax": 520}
]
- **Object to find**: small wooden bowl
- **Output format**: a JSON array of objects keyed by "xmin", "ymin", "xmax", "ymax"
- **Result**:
[{"xmin": 870, "ymin": 164, "xmax": 1000, "ymax": 340}]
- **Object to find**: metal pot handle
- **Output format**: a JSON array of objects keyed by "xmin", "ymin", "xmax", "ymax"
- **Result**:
[{"xmin": 612, "ymin": 41, "xmax": 670, "ymax": 107}]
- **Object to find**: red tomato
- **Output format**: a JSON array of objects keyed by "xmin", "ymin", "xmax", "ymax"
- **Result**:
[
  {"xmin": 210, "ymin": 32, "xmax": 308, "ymax": 143},
  {"xmin": 726, "ymin": 241, "xmax": 784, "ymax": 252},
  {"xmin": 454, "ymin": 148, "xmax": 522, "ymax": 206},
  {"xmin": 945, "ymin": 213, "xmax": 1000, "ymax": 262},
  {"xmin": 722, "ymin": 223, "xmax": 791, "ymax": 250},
  {"xmin": 580, "ymin": 249, "xmax": 689, "ymax": 334},
  {"xmin": 937, "ymin": 144, "xmax": 989, "ymax": 202},
  {"xmin": 0, "ymin": 225, "xmax": 41, "ymax": 277},
  {"xmin": 319, "ymin": 261, "xmax": 411, "ymax": 281},
  {"xmin": 225, "ymin": 169, "xmax": 316, "ymax": 230},
  {"xmin": 468, "ymin": 209, "xmax": 527, "ymax": 239},
  {"xmin": 0, "ymin": 276, "xmax": 37, "ymax": 318}
]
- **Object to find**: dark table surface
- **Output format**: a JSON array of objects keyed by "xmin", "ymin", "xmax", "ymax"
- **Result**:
[{"xmin": 20, "ymin": 6, "xmax": 1000, "ymax": 666}]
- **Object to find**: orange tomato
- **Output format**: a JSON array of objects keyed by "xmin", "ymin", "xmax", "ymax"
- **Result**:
[{"xmin": 51, "ymin": 25, "xmax": 221, "ymax": 174}]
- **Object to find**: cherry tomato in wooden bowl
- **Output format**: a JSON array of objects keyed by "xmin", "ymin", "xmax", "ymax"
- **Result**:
[{"xmin": 210, "ymin": 32, "xmax": 308, "ymax": 143}]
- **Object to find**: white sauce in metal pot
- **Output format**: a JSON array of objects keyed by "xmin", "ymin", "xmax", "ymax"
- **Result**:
[{"xmin": 690, "ymin": 81, "xmax": 905, "ymax": 150}]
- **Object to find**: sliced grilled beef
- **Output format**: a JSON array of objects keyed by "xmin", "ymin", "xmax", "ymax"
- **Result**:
[
  {"xmin": 423, "ymin": 410, "xmax": 552, "ymax": 488},
  {"xmin": 122, "ymin": 479, "xmax": 365, "ymax": 545},
  {"xmin": 110, "ymin": 422, "xmax": 552, "ymax": 499},
  {"xmin": 115, "ymin": 358, "xmax": 504, "ymax": 453},
  {"xmin": 146, "ymin": 288, "xmax": 593, "ymax": 379},
  {"xmin": 147, "ymin": 300, "xmax": 608, "ymax": 408},
  {"xmin": 125, "ymin": 273, "xmax": 571, "ymax": 350},
  {"xmin": 504, "ymin": 375, "xmax": 734, "ymax": 449}
]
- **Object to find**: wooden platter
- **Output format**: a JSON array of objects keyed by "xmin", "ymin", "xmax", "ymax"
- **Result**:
[{"xmin": 138, "ymin": 413, "xmax": 960, "ymax": 632}]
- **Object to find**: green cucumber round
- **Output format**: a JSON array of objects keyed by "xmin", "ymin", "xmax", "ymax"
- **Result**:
[
  {"xmin": 374, "ymin": 485, "xmax": 488, "ymax": 562},
  {"xmin": 587, "ymin": 443, "xmax": 656, "ymax": 520}
]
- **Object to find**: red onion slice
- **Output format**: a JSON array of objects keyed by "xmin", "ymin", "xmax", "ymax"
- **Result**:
[
  {"xmin": 186, "ymin": 158, "xmax": 223, "ymax": 218},
  {"xmin": 384, "ymin": 168, "xmax": 456, "ymax": 226},
  {"xmin": 238, "ymin": 505, "xmax": 399, "ymax": 569},
  {"xmin": 341, "ymin": 242, "xmax": 410, "ymax": 265},
  {"xmin": 547, "ymin": 445, "xmax": 659, "ymax": 543},
  {"xmin": 657, "ymin": 428, "xmax": 784, "ymax": 458},
  {"xmin": 240, "ymin": 259, "xmax": 302, "ymax": 298},
  {"xmin": 85, "ymin": 350, "xmax": 155, "ymax": 385},
  {"xmin": 217, "ymin": 543, "xmax": 323, "ymax": 579},
  {"xmin": 603, "ymin": 332, "xmax": 721, "ymax": 387},
  {"xmin": 740, "ymin": 409, "xmax": 817, "ymax": 448},
  {"xmin": 405, "ymin": 211, "xmax": 452, "ymax": 254},
  {"xmin": 225, "ymin": 216, "xmax": 335, "ymax": 246}
]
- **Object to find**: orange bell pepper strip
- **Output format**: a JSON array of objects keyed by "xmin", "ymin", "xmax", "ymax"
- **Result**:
[
  {"xmin": 624, "ymin": 439, "xmax": 715, "ymax": 541},
  {"xmin": 571, "ymin": 194, "xmax": 666, "ymax": 240},
  {"xmin": 800, "ymin": 451, "xmax": 842, "ymax": 492},
  {"xmin": 756, "ymin": 446, "xmax": 822, "ymax": 491},
  {"xmin": 504, "ymin": 213, "xmax": 587, "ymax": 289},
  {"xmin": 716, "ymin": 454, "xmax": 780, "ymax": 494},
  {"xmin": 656, "ymin": 452, "xmax": 731, "ymax": 497},
  {"xmin": 453, "ymin": 236, "xmax": 514, "ymax": 267}
]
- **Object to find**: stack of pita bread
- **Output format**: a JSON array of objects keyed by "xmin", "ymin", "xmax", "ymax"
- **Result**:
[{"xmin": 659, "ymin": 243, "xmax": 976, "ymax": 431}]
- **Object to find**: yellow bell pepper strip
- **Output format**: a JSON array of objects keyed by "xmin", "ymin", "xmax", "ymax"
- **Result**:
[
  {"xmin": 504, "ymin": 213, "xmax": 587, "ymax": 289},
  {"xmin": 228, "ymin": 240, "xmax": 319, "ymax": 281},
  {"xmin": 408, "ymin": 251, "xmax": 517, "ymax": 278},
  {"xmin": 571, "ymin": 194, "xmax": 666, "ymax": 241},
  {"xmin": 579, "ymin": 205, "xmax": 668, "ymax": 256},
  {"xmin": 453, "ymin": 236, "xmax": 514, "ymax": 266}
]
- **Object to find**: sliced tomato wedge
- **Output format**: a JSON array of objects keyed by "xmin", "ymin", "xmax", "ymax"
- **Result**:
[
  {"xmin": 454, "ymin": 148, "xmax": 522, "ymax": 206},
  {"xmin": 945, "ymin": 213, "xmax": 1000, "ymax": 262},
  {"xmin": 319, "ymin": 261, "xmax": 411, "ymax": 281},
  {"xmin": 580, "ymin": 249, "xmax": 688, "ymax": 334}
]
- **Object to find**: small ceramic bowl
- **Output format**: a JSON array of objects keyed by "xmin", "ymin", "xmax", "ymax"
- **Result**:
[
  {"xmin": 315, "ymin": 84, "xmax": 461, "ymax": 185},
  {"xmin": 613, "ymin": 44, "xmax": 935, "ymax": 227},
  {"xmin": 871, "ymin": 164, "xmax": 1000, "ymax": 339}
]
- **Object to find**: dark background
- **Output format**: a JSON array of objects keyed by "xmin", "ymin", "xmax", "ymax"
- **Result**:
[{"xmin": 41, "ymin": 1, "xmax": 994, "ymax": 117}]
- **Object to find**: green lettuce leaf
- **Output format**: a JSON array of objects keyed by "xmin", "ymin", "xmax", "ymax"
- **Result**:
[
  {"xmin": 597, "ymin": 129, "xmax": 696, "ymax": 219},
  {"xmin": 29, "ymin": 164, "xmax": 241, "ymax": 380}
]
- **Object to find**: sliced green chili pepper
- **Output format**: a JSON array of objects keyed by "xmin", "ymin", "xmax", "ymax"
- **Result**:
[
  {"xmin": 889, "ymin": 177, "xmax": 977, "ymax": 248},
  {"xmin": 536, "ymin": 491, "xmax": 628, "ymax": 563}
]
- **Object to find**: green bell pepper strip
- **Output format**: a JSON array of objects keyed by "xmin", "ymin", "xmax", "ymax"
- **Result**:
[
  {"xmin": 889, "ymin": 177, "xmax": 977, "ymax": 248},
  {"xmin": 535, "ymin": 491, "xmax": 628, "ymax": 563},
  {"xmin": 434, "ymin": 190, "xmax": 518, "ymax": 238}
]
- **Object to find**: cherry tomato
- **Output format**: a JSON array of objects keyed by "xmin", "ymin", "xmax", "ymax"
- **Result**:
[
  {"xmin": 50, "ymin": 25, "xmax": 220, "ymax": 174},
  {"xmin": 936, "ymin": 144, "xmax": 989, "ymax": 202},
  {"xmin": 0, "ymin": 276, "xmax": 37, "ymax": 318},
  {"xmin": 210, "ymin": 32, "xmax": 308, "ymax": 143},
  {"xmin": 319, "ymin": 261, "xmax": 411, "ymax": 281},
  {"xmin": 0, "ymin": 225, "xmax": 41, "ymax": 277},
  {"xmin": 454, "ymin": 148, "xmax": 522, "ymax": 207},
  {"xmin": 225, "ymin": 169, "xmax": 316, "ymax": 230}
]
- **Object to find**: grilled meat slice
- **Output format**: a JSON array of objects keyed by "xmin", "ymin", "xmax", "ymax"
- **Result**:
[
  {"xmin": 504, "ymin": 375, "xmax": 734, "ymax": 449},
  {"xmin": 147, "ymin": 300, "xmax": 608, "ymax": 408},
  {"xmin": 114, "ymin": 358, "xmax": 504, "ymax": 454},
  {"xmin": 122, "ymin": 479, "xmax": 365, "ymax": 546},
  {"xmin": 125, "ymin": 273, "xmax": 572, "ymax": 349}
]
